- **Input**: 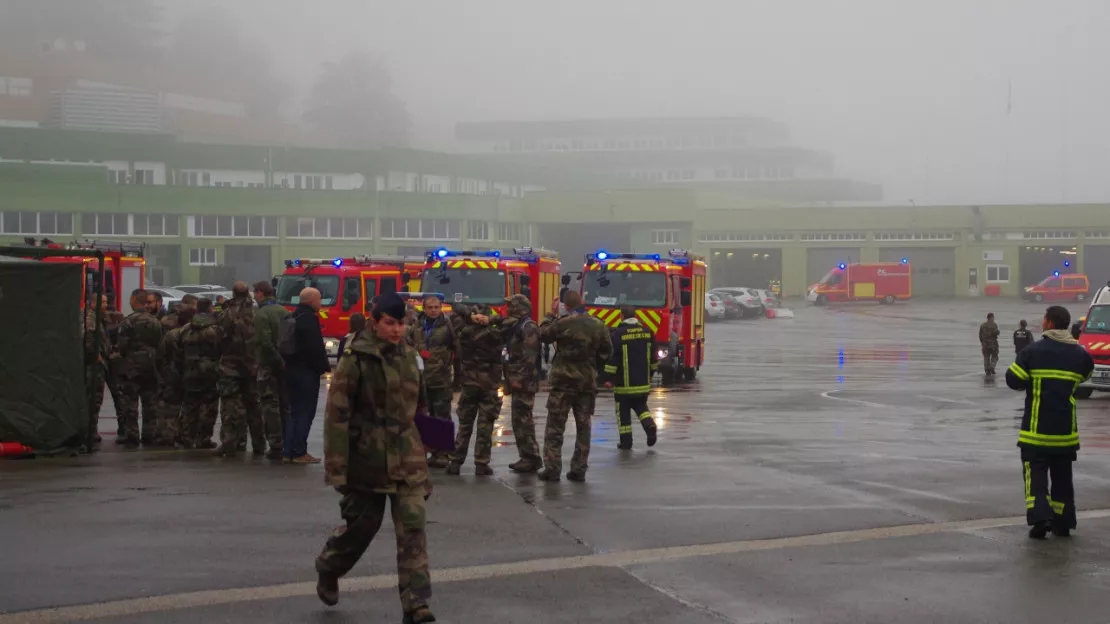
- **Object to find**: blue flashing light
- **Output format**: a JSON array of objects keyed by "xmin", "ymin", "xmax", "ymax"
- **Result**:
[
  {"xmin": 284, "ymin": 259, "xmax": 293, "ymax": 268},
  {"xmin": 838, "ymin": 263, "xmax": 847, "ymax": 270},
  {"xmin": 436, "ymin": 248, "xmax": 449, "ymax": 259},
  {"xmin": 1064, "ymin": 260, "xmax": 1071, "ymax": 268},
  {"xmin": 1054, "ymin": 270, "xmax": 1061, "ymax": 277},
  {"xmin": 596, "ymin": 250, "xmax": 609, "ymax": 261},
  {"xmin": 672, "ymin": 258, "xmax": 690, "ymax": 265},
  {"xmin": 652, "ymin": 254, "xmax": 661, "ymax": 261},
  {"xmin": 901, "ymin": 257, "xmax": 909, "ymax": 264},
  {"xmin": 293, "ymin": 258, "xmax": 302, "ymax": 267},
  {"xmin": 332, "ymin": 257, "xmax": 343, "ymax": 267},
  {"xmin": 490, "ymin": 250, "xmax": 501, "ymax": 258}
]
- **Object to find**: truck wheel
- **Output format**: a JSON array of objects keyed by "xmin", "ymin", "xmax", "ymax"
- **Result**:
[
  {"xmin": 883, "ymin": 295, "xmax": 895, "ymax": 305},
  {"xmin": 1034, "ymin": 293, "xmax": 1044, "ymax": 302},
  {"xmin": 660, "ymin": 368, "xmax": 676, "ymax": 387},
  {"xmin": 1075, "ymin": 387, "xmax": 1094, "ymax": 399},
  {"xmin": 816, "ymin": 295, "xmax": 828, "ymax": 306},
  {"xmin": 1077, "ymin": 293, "xmax": 1086, "ymax": 302}
]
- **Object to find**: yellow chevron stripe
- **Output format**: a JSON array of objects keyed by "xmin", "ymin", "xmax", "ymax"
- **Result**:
[
  {"xmin": 464, "ymin": 260, "xmax": 477, "ymax": 269},
  {"xmin": 433, "ymin": 261, "xmax": 443, "ymax": 268},
  {"xmin": 1090, "ymin": 342, "xmax": 1104, "ymax": 350},
  {"xmin": 605, "ymin": 311, "xmax": 621, "ymax": 327},
  {"xmin": 589, "ymin": 263, "xmax": 600, "ymax": 270},
  {"xmin": 588, "ymin": 309, "xmax": 600, "ymax": 317},
  {"xmin": 646, "ymin": 310, "xmax": 662, "ymax": 325},
  {"xmin": 628, "ymin": 263, "xmax": 641, "ymax": 272},
  {"xmin": 318, "ymin": 310, "xmax": 329, "ymax": 320},
  {"xmin": 636, "ymin": 310, "xmax": 659, "ymax": 333}
]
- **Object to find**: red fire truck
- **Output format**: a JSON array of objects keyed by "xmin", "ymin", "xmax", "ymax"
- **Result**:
[
  {"xmin": 31, "ymin": 239, "xmax": 146, "ymax": 311},
  {"xmin": 807, "ymin": 260, "xmax": 913, "ymax": 305},
  {"xmin": 579, "ymin": 249, "xmax": 707, "ymax": 385},
  {"xmin": 274, "ymin": 255, "xmax": 424, "ymax": 362},
  {"xmin": 419, "ymin": 247, "xmax": 562, "ymax": 321}
]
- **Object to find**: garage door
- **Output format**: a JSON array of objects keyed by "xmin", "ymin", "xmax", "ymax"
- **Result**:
[
  {"xmin": 806, "ymin": 248, "xmax": 861, "ymax": 285},
  {"xmin": 879, "ymin": 247, "xmax": 955, "ymax": 297},
  {"xmin": 1083, "ymin": 245, "xmax": 1110, "ymax": 292}
]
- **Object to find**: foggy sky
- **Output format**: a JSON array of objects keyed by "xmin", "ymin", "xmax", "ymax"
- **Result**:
[{"xmin": 198, "ymin": 0, "xmax": 1110, "ymax": 205}]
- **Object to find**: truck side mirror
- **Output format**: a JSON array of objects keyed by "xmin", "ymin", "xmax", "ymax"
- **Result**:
[
  {"xmin": 271, "ymin": 276, "xmax": 279, "ymax": 288},
  {"xmin": 561, "ymin": 274, "xmax": 572, "ymax": 286},
  {"xmin": 402, "ymin": 272, "xmax": 411, "ymax": 282},
  {"xmin": 680, "ymin": 291, "xmax": 692, "ymax": 307},
  {"xmin": 680, "ymin": 277, "xmax": 692, "ymax": 289},
  {"xmin": 520, "ymin": 274, "xmax": 531, "ymax": 286}
]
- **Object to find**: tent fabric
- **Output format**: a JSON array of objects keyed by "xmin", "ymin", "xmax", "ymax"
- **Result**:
[{"xmin": 0, "ymin": 260, "xmax": 87, "ymax": 451}]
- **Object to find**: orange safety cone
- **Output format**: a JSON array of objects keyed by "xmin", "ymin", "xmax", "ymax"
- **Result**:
[
  {"xmin": 765, "ymin": 308, "xmax": 776, "ymax": 319},
  {"xmin": 0, "ymin": 442, "xmax": 34, "ymax": 458}
]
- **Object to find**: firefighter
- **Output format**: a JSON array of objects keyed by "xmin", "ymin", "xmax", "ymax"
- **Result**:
[
  {"xmin": 603, "ymin": 306, "xmax": 658, "ymax": 450},
  {"xmin": 1006, "ymin": 305, "xmax": 1094, "ymax": 539}
]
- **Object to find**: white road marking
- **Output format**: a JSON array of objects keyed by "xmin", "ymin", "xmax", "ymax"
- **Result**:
[
  {"xmin": 916, "ymin": 394, "xmax": 978, "ymax": 406},
  {"xmin": 819, "ymin": 390, "xmax": 894, "ymax": 410},
  {"xmin": 7, "ymin": 509, "xmax": 1110, "ymax": 623},
  {"xmin": 855, "ymin": 480, "xmax": 971, "ymax": 503}
]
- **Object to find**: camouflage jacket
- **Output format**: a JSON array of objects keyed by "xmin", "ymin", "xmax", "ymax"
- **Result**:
[
  {"xmin": 503, "ymin": 295, "xmax": 541, "ymax": 392},
  {"xmin": 180, "ymin": 313, "xmax": 222, "ymax": 390},
  {"xmin": 540, "ymin": 312, "xmax": 614, "ymax": 392},
  {"xmin": 218, "ymin": 297, "xmax": 256, "ymax": 378},
  {"xmin": 324, "ymin": 331, "xmax": 430, "ymax": 496},
  {"xmin": 161, "ymin": 314, "xmax": 179, "ymax": 333},
  {"xmin": 118, "ymin": 310, "xmax": 163, "ymax": 381},
  {"xmin": 457, "ymin": 305, "xmax": 507, "ymax": 392},
  {"xmin": 406, "ymin": 312, "xmax": 460, "ymax": 389},
  {"xmin": 253, "ymin": 298, "xmax": 290, "ymax": 371},
  {"xmin": 82, "ymin": 308, "xmax": 110, "ymax": 364},
  {"xmin": 158, "ymin": 326, "xmax": 187, "ymax": 392},
  {"xmin": 979, "ymin": 321, "xmax": 1000, "ymax": 350}
]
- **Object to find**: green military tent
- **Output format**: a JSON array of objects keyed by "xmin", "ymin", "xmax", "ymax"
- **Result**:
[{"xmin": 0, "ymin": 258, "xmax": 88, "ymax": 451}]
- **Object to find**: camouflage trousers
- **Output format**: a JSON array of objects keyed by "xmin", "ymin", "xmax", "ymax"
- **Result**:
[
  {"xmin": 511, "ymin": 390, "xmax": 541, "ymax": 465},
  {"xmin": 543, "ymin": 389, "xmax": 596, "ymax": 476},
  {"xmin": 85, "ymin": 363, "xmax": 105, "ymax": 436},
  {"xmin": 316, "ymin": 487, "xmax": 431, "ymax": 611},
  {"xmin": 450, "ymin": 386, "xmax": 501, "ymax": 466},
  {"xmin": 155, "ymin": 383, "xmax": 183, "ymax": 445},
  {"xmin": 118, "ymin": 375, "xmax": 158, "ymax": 442},
  {"xmin": 426, "ymin": 386, "xmax": 453, "ymax": 465},
  {"xmin": 218, "ymin": 375, "xmax": 263, "ymax": 452},
  {"xmin": 257, "ymin": 367, "xmax": 287, "ymax": 453},
  {"xmin": 982, "ymin": 347, "xmax": 999, "ymax": 374},
  {"xmin": 183, "ymin": 383, "xmax": 220, "ymax": 446}
]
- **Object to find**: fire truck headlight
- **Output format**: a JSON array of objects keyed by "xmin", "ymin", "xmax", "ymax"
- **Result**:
[{"xmin": 657, "ymin": 348, "xmax": 669, "ymax": 359}]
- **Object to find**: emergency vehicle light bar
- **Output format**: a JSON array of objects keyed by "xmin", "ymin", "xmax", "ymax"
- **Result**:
[
  {"xmin": 69, "ymin": 239, "xmax": 146, "ymax": 257},
  {"xmin": 398, "ymin": 292, "xmax": 445, "ymax": 301},
  {"xmin": 428, "ymin": 248, "xmax": 502, "ymax": 262},
  {"xmin": 512, "ymin": 247, "xmax": 558, "ymax": 259},
  {"xmin": 586, "ymin": 251, "xmax": 661, "ymax": 263}
]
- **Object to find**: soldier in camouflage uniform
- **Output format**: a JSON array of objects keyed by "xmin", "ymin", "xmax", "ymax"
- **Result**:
[
  {"xmin": 83, "ymin": 295, "xmax": 111, "ymax": 444},
  {"xmin": 537, "ymin": 291, "xmax": 613, "ymax": 482},
  {"xmin": 980, "ymin": 312, "xmax": 1001, "ymax": 376},
  {"xmin": 160, "ymin": 294, "xmax": 197, "ymax": 333},
  {"xmin": 407, "ymin": 294, "xmax": 460, "ymax": 468},
  {"xmin": 117, "ymin": 289, "xmax": 164, "ymax": 446},
  {"xmin": 503, "ymin": 295, "xmax": 543, "ymax": 473},
  {"xmin": 446, "ymin": 303, "xmax": 505, "ymax": 476},
  {"xmin": 154, "ymin": 307, "xmax": 195, "ymax": 446},
  {"xmin": 316, "ymin": 294, "xmax": 435, "ymax": 623},
  {"xmin": 253, "ymin": 281, "xmax": 289, "ymax": 460},
  {"xmin": 181, "ymin": 298, "xmax": 223, "ymax": 449},
  {"xmin": 214, "ymin": 282, "xmax": 262, "ymax": 457}
]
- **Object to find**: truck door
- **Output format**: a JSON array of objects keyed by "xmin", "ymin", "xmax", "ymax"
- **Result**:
[
  {"xmin": 381, "ymin": 276, "xmax": 399, "ymax": 295},
  {"xmin": 361, "ymin": 274, "xmax": 378, "ymax": 311},
  {"xmin": 341, "ymin": 275, "xmax": 361, "ymax": 319}
]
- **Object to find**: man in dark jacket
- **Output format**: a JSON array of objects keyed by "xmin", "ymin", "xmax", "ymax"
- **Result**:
[
  {"xmin": 1006, "ymin": 305, "xmax": 1094, "ymax": 539},
  {"xmin": 284, "ymin": 287, "xmax": 331, "ymax": 464},
  {"xmin": 1013, "ymin": 319, "xmax": 1035, "ymax": 354},
  {"xmin": 604, "ymin": 306, "xmax": 658, "ymax": 450}
]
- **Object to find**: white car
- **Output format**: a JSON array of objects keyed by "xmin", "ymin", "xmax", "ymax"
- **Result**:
[
  {"xmin": 711, "ymin": 287, "xmax": 764, "ymax": 318},
  {"xmin": 704, "ymin": 293, "xmax": 726, "ymax": 320},
  {"xmin": 753, "ymin": 288, "xmax": 778, "ymax": 308},
  {"xmin": 145, "ymin": 286, "xmax": 189, "ymax": 313},
  {"xmin": 172, "ymin": 284, "xmax": 225, "ymax": 294}
]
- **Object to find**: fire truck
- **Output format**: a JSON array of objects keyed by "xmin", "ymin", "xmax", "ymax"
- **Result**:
[
  {"xmin": 27, "ymin": 239, "xmax": 146, "ymax": 311},
  {"xmin": 274, "ymin": 255, "xmax": 424, "ymax": 361},
  {"xmin": 807, "ymin": 260, "xmax": 912, "ymax": 305},
  {"xmin": 420, "ymin": 247, "xmax": 562, "ymax": 321},
  {"xmin": 578, "ymin": 249, "xmax": 707, "ymax": 385}
]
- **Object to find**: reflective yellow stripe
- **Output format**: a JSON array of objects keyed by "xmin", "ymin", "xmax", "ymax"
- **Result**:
[
  {"xmin": 646, "ymin": 310, "xmax": 662, "ymax": 325},
  {"xmin": 614, "ymin": 385, "xmax": 651, "ymax": 395},
  {"xmin": 1048, "ymin": 498, "xmax": 1065, "ymax": 514},
  {"xmin": 318, "ymin": 310, "xmax": 329, "ymax": 320},
  {"xmin": 1018, "ymin": 431, "xmax": 1079, "ymax": 447},
  {"xmin": 638, "ymin": 411, "xmax": 652, "ymax": 421},
  {"xmin": 604, "ymin": 365, "xmax": 618, "ymax": 374},
  {"xmin": 1024, "ymin": 461, "xmax": 1032, "ymax": 506},
  {"xmin": 1031, "ymin": 378, "xmax": 1041, "ymax": 433},
  {"xmin": 1008, "ymin": 362, "xmax": 1030, "ymax": 380},
  {"xmin": 622, "ymin": 344, "xmax": 630, "ymax": 388},
  {"xmin": 1031, "ymin": 369, "xmax": 1086, "ymax": 383},
  {"xmin": 433, "ymin": 261, "xmax": 443, "ymax": 268},
  {"xmin": 1090, "ymin": 342, "xmax": 1105, "ymax": 350},
  {"xmin": 618, "ymin": 425, "xmax": 633, "ymax": 433},
  {"xmin": 637, "ymin": 310, "xmax": 659, "ymax": 333},
  {"xmin": 627, "ymin": 263, "xmax": 641, "ymax": 272}
]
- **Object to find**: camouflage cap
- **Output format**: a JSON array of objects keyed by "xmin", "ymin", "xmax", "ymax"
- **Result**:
[{"xmin": 505, "ymin": 294, "xmax": 532, "ymax": 316}]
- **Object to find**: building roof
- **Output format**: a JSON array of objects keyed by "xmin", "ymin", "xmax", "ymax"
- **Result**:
[{"xmin": 455, "ymin": 116, "xmax": 790, "ymax": 141}]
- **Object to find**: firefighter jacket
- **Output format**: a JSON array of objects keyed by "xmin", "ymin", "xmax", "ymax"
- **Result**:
[
  {"xmin": 1006, "ymin": 329, "xmax": 1094, "ymax": 454},
  {"xmin": 603, "ymin": 318, "xmax": 656, "ymax": 395}
]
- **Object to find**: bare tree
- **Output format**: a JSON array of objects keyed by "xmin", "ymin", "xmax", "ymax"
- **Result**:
[{"xmin": 303, "ymin": 51, "xmax": 412, "ymax": 148}]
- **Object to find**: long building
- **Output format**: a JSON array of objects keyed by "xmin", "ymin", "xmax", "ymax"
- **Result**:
[{"xmin": 1, "ymin": 126, "xmax": 1108, "ymax": 297}]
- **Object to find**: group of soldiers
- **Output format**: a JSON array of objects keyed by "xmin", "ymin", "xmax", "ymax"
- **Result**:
[
  {"xmin": 82, "ymin": 281, "xmax": 287, "ymax": 458},
  {"xmin": 316, "ymin": 289, "xmax": 663, "ymax": 620},
  {"xmin": 979, "ymin": 312, "xmax": 1038, "ymax": 376}
]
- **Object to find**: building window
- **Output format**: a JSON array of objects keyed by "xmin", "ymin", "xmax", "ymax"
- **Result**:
[
  {"xmin": 1, "ymin": 211, "xmax": 73, "ymax": 235},
  {"xmin": 285, "ymin": 216, "xmax": 371, "ymax": 239},
  {"xmin": 81, "ymin": 213, "xmax": 129, "ymax": 236},
  {"xmin": 133, "ymin": 169, "xmax": 154, "ymax": 185},
  {"xmin": 190, "ymin": 215, "xmax": 276, "ymax": 238},
  {"xmin": 986, "ymin": 265, "xmax": 1010, "ymax": 283},
  {"xmin": 1023, "ymin": 231, "xmax": 1076, "ymax": 240},
  {"xmin": 698, "ymin": 232, "xmax": 792, "ymax": 243},
  {"xmin": 132, "ymin": 214, "xmax": 179, "ymax": 236},
  {"xmin": 800, "ymin": 232, "xmax": 866, "ymax": 242},
  {"xmin": 189, "ymin": 248, "xmax": 218, "ymax": 266},
  {"xmin": 1086, "ymin": 231, "xmax": 1110, "ymax": 239},
  {"xmin": 0, "ymin": 77, "xmax": 32, "ymax": 96},
  {"xmin": 651, "ymin": 229, "xmax": 679, "ymax": 245},
  {"xmin": 876, "ymin": 232, "xmax": 954, "ymax": 241},
  {"xmin": 108, "ymin": 170, "xmax": 128, "ymax": 184},
  {"xmin": 381, "ymin": 218, "xmax": 460, "ymax": 240},
  {"xmin": 498, "ymin": 223, "xmax": 524, "ymax": 241},
  {"xmin": 468, "ymin": 221, "xmax": 490, "ymax": 241}
]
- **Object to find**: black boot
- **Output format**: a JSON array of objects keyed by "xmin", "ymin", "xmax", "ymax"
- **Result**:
[
  {"xmin": 646, "ymin": 429, "xmax": 657, "ymax": 448},
  {"xmin": 316, "ymin": 570, "xmax": 339, "ymax": 606},
  {"xmin": 1028, "ymin": 522, "xmax": 1049, "ymax": 540},
  {"xmin": 402, "ymin": 606, "xmax": 436, "ymax": 623}
]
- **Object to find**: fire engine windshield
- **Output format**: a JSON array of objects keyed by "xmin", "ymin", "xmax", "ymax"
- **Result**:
[
  {"xmin": 585, "ymin": 270, "xmax": 667, "ymax": 307},
  {"xmin": 1085, "ymin": 305, "xmax": 1110, "ymax": 334},
  {"xmin": 818, "ymin": 269, "xmax": 843, "ymax": 285},
  {"xmin": 421, "ymin": 268, "xmax": 506, "ymax": 304},
  {"xmin": 276, "ymin": 274, "xmax": 339, "ymax": 306},
  {"xmin": 1036, "ymin": 276, "xmax": 1059, "ymax": 288}
]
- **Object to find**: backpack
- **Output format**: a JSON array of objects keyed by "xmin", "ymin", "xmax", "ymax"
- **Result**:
[{"xmin": 277, "ymin": 314, "xmax": 299, "ymax": 357}]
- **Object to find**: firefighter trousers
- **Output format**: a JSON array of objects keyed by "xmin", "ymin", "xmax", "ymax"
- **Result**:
[
  {"xmin": 1023, "ymin": 453, "xmax": 1076, "ymax": 529},
  {"xmin": 615, "ymin": 394, "xmax": 657, "ymax": 449}
]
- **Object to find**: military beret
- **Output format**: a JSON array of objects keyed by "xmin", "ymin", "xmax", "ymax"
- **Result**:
[{"xmin": 375, "ymin": 292, "xmax": 407, "ymax": 321}]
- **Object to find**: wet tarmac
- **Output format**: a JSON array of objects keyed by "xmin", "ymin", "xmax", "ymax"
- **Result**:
[{"xmin": 4, "ymin": 299, "xmax": 1110, "ymax": 623}]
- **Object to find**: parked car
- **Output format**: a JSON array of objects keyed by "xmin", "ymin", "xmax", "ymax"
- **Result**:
[
  {"xmin": 704, "ymin": 293, "xmax": 726, "ymax": 320},
  {"xmin": 171, "ymin": 283, "xmax": 226, "ymax": 294},
  {"xmin": 711, "ymin": 287, "xmax": 764, "ymax": 318},
  {"xmin": 753, "ymin": 288, "xmax": 777, "ymax": 308},
  {"xmin": 145, "ymin": 286, "xmax": 189, "ymax": 313}
]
